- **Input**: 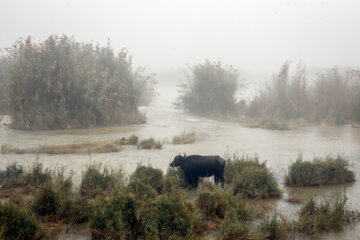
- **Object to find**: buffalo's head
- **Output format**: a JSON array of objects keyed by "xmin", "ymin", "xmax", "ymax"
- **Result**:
[{"xmin": 170, "ymin": 153, "xmax": 186, "ymax": 167}]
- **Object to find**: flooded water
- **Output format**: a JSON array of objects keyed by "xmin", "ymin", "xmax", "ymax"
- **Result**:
[{"xmin": 1, "ymin": 85, "xmax": 360, "ymax": 239}]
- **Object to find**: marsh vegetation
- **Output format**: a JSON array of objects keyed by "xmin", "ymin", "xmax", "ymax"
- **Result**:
[{"xmin": 1, "ymin": 153, "xmax": 356, "ymax": 239}]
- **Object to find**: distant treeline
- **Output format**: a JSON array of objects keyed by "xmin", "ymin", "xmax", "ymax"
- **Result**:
[
  {"xmin": 0, "ymin": 35, "xmax": 155, "ymax": 129},
  {"xmin": 176, "ymin": 60, "xmax": 360, "ymax": 125},
  {"xmin": 246, "ymin": 63, "xmax": 360, "ymax": 124}
]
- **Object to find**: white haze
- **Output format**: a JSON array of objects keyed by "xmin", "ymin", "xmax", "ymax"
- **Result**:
[{"xmin": 1, "ymin": 0, "xmax": 359, "ymax": 83}]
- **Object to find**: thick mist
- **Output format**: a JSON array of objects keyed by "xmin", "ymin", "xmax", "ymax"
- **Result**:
[{"xmin": 1, "ymin": 0, "xmax": 360, "ymax": 74}]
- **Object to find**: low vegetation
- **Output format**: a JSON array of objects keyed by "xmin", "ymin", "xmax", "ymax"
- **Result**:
[
  {"xmin": 297, "ymin": 192, "xmax": 354, "ymax": 234},
  {"xmin": 137, "ymin": 138, "xmax": 162, "ymax": 149},
  {"xmin": 0, "ymin": 202, "xmax": 41, "ymax": 240},
  {"xmin": 0, "ymin": 157, "xmax": 358, "ymax": 239},
  {"xmin": 79, "ymin": 163, "xmax": 125, "ymax": 197},
  {"xmin": 0, "ymin": 162, "xmax": 51, "ymax": 188},
  {"xmin": 285, "ymin": 155, "xmax": 355, "ymax": 186},
  {"xmin": 172, "ymin": 131, "xmax": 196, "ymax": 144},
  {"xmin": 1, "ymin": 135, "xmax": 138, "ymax": 155},
  {"xmin": 224, "ymin": 153, "xmax": 281, "ymax": 198}
]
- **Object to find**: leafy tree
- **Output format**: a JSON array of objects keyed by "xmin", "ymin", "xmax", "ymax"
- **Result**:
[{"xmin": 176, "ymin": 60, "xmax": 241, "ymax": 117}]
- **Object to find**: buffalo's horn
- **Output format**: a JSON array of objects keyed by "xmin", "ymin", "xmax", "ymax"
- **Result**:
[{"xmin": 183, "ymin": 152, "xmax": 186, "ymax": 157}]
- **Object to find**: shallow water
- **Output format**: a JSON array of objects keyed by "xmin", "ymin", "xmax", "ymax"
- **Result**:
[{"xmin": 1, "ymin": 85, "xmax": 360, "ymax": 239}]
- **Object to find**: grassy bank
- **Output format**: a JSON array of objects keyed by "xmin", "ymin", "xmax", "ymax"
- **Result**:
[{"xmin": 285, "ymin": 155, "xmax": 355, "ymax": 187}]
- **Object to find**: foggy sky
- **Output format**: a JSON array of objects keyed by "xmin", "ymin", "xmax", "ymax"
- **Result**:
[{"xmin": 1, "ymin": 0, "xmax": 359, "ymax": 72}]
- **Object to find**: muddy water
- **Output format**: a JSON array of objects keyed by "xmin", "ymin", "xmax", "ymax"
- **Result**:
[{"xmin": 1, "ymin": 85, "xmax": 360, "ymax": 239}]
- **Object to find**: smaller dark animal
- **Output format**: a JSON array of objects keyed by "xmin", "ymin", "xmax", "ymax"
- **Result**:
[{"xmin": 170, "ymin": 153, "xmax": 226, "ymax": 188}]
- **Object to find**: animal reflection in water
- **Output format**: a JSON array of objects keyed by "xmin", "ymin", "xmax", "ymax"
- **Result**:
[{"xmin": 169, "ymin": 153, "xmax": 226, "ymax": 188}]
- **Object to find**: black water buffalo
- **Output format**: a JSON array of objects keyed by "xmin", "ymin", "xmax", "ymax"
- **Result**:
[{"xmin": 169, "ymin": 154, "xmax": 226, "ymax": 188}]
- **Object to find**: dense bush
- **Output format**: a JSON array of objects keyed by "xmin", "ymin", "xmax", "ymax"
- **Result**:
[
  {"xmin": 90, "ymin": 191, "xmax": 204, "ymax": 239},
  {"xmin": 285, "ymin": 155, "xmax": 355, "ymax": 186},
  {"xmin": 197, "ymin": 185, "xmax": 252, "ymax": 220},
  {"xmin": 224, "ymin": 154, "xmax": 280, "ymax": 198},
  {"xmin": 176, "ymin": 60, "xmax": 241, "ymax": 117},
  {"xmin": 129, "ymin": 164, "xmax": 164, "ymax": 193},
  {"xmin": 0, "ymin": 203, "xmax": 40, "ymax": 240},
  {"xmin": 80, "ymin": 163, "xmax": 125, "ymax": 197},
  {"xmin": 31, "ymin": 183, "xmax": 59, "ymax": 216},
  {"xmin": 163, "ymin": 167, "xmax": 187, "ymax": 192},
  {"xmin": 5, "ymin": 35, "xmax": 154, "ymax": 130}
]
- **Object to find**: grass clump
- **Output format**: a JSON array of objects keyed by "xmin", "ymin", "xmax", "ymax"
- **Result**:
[
  {"xmin": 31, "ymin": 183, "xmax": 59, "ymax": 216},
  {"xmin": 90, "ymin": 193, "xmax": 138, "ymax": 239},
  {"xmin": 114, "ymin": 135, "xmax": 139, "ymax": 145},
  {"xmin": 129, "ymin": 164, "xmax": 164, "ymax": 194},
  {"xmin": 0, "ymin": 202, "xmax": 41, "ymax": 240},
  {"xmin": 137, "ymin": 138, "xmax": 162, "ymax": 149},
  {"xmin": 218, "ymin": 210, "xmax": 251, "ymax": 240},
  {"xmin": 258, "ymin": 212, "xmax": 291, "ymax": 240},
  {"xmin": 79, "ymin": 163, "xmax": 125, "ymax": 198},
  {"xmin": 0, "ymin": 162, "xmax": 51, "ymax": 188},
  {"xmin": 285, "ymin": 155, "xmax": 355, "ymax": 186},
  {"xmin": 172, "ymin": 131, "xmax": 196, "ymax": 144},
  {"xmin": 224, "ymin": 154, "xmax": 281, "ymax": 199},
  {"xmin": 197, "ymin": 185, "xmax": 252, "ymax": 221},
  {"xmin": 297, "ymin": 192, "xmax": 350, "ymax": 234}
]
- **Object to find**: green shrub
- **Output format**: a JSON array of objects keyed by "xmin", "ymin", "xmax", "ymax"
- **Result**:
[
  {"xmin": 90, "ymin": 193, "xmax": 139, "ymax": 239},
  {"xmin": 218, "ymin": 210, "xmax": 251, "ymax": 240},
  {"xmin": 127, "ymin": 179, "xmax": 158, "ymax": 200},
  {"xmin": 31, "ymin": 183, "xmax": 59, "ymax": 216},
  {"xmin": 0, "ymin": 163, "xmax": 25, "ymax": 187},
  {"xmin": 197, "ymin": 185, "xmax": 252, "ymax": 220},
  {"xmin": 130, "ymin": 164, "xmax": 163, "ymax": 193},
  {"xmin": 139, "ymin": 192, "xmax": 204, "ymax": 239},
  {"xmin": 137, "ymin": 138, "xmax": 162, "ymax": 149},
  {"xmin": 0, "ymin": 203, "xmax": 40, "ymax": 240},
  {"xmin": 258, "ymin": 212, "xmax": 290, "ymax": 240},
  {"xmin": 79, "ymin": 163, "xmax": 125, "ymax": 197},
  {"xmin": 5, "ymin": 35, "xmax": 152, "ymax": 130},
  {"xmin": 298, "ymin": 192, "xmax": 349, "ymax": 234},
  {"xmin": 285, "ymin": 155, "xmax": 355, "ymax": 186},
  {"xmin": 163, "ymin": 167, "xmax": 187, "ymax": 192},
  {"xmin": 57, "ymin": 196, "xmax": 94, "ymax": 224},
  {"xmin": 232, "ymin": 166, "xmax": 280, "ymax": 199},
  {"xmin": 224, "ymin": 153, "xmax": 280, "ymax": 198},
  {"xmin": 25, "ymin": 161, "xmax": 52, "ymax": 186},
  {"xmin": 0, "ymin": 161, "xmax": 51, "ymax": 188}
]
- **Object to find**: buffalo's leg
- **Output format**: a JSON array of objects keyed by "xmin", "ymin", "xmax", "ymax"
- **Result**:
[
  {"xmin": 214, "ymin": 176, "xmax": 219, "ymax": 185},
  {"xmin": 194, "ymin": 177, "xmax": 199, "ymax": 188}
]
